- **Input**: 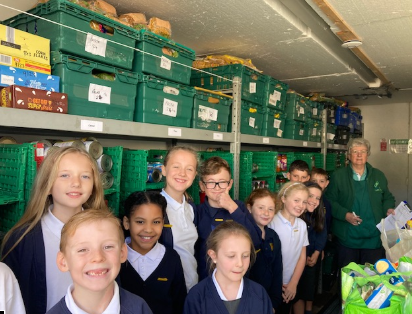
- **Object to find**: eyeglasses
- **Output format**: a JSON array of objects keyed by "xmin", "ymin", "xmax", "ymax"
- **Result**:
[
  {"xmin": 202, "ymin": 181, "xmax": 230, "ymax": 189},
  {"xmin": 351, "ymin": 150, "xmax": 368, "ymax": 155}
]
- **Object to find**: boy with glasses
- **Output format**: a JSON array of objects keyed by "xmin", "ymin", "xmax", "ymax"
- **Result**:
[{"xmin": 194, "ymin": 156, "xmax": 262, "ymax": 280}]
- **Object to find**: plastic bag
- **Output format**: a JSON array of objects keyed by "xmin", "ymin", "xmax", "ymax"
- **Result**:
[
  {"xmin": 380, "ymin": 218, "xmax": 412, "ymax": 263},
  {"xmin": 342, "ymin": 262, "xmax": 412, "ymax": 313}
]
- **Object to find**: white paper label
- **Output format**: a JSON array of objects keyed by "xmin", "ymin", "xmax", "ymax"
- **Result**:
[
  {"xmin": 274, "ymin": 119, "xmax": 281, "ymax": 128},
  {"xmin": 198, "ymin": 105, "xmax": 218, "ymax": 121},
  {"xmin": 312, "ymin": 128, "xmax": 317, "ymax": 136},
  {"xmin": 263, "ymin": 137, "xmax": 269, "ymax": 144},
  {"xmin": 36, "ymin": 147, "xmax": 44, "ymax": 157},
  {"xmin": 213, "ymin": 133, "xmax": 223, "ymax": 140},
  {"xmin": 317, "ymin": 143, "xmax": 321, "ymax": 147},
  {"xmin": 327, "ymin": 133, "xmax": 335, "ymax": 140},
  {"xmin": 88, "ymin": 84, "xmax": 111, "ymax": 104},
  {"xmin": 269, "ymin": 91, "xmax": 281, "ymax": 106},
  {"xmin": 1, "ymin": 74, "xmax": 14, "ymax": 85},
  {"xmin": 303, "ymin": 142, "xmax": 308, "ymax": 147},
  {"xmin": 313, "ymin": 108, "xmax": 318, "ymax": 116},
  {"xmin": 343, "ymin": 113, "xmax": 348, "ymax": 118},
  {"xmin": 80, "ymin": 119, "xmax": 103, "ymax": 132},
  {"xmin": 160, "ymin": 56, "xmax": 172, "ymax": 70},
  {"xmin": 299, "ymin": 107, "xmax": 305, "ymax": 114},
  {"xmin": 330, "ymin": 111, "xmax": 335, "ymax": 117},
  {"xmin": 163, "ymin": 86, "xmax": 179, "ymax": 95},
  {"xmin": 299, "ymin": 129, "xmax": 304, "ymax": 136},
  {"xmin": 168, "ymin": 127, "xmax": 182, "ymax": 137},
  {"xmin": 249, "ymin": 117, "xmax": 255, "ymax": 128},
  {"xmin": 163, "ymin": 98, "xmax": 178, "ymax": 117},
  {"xmin": 277, "ymin": 129, "xmax": 283, "ymax": 137},
  {"xmin": 249, "ymin": 82, "xmax": 256, "ymax": 94},
  {"xmin": 85, "ymin": 33, "xmax": 107, "ymax": 57}
]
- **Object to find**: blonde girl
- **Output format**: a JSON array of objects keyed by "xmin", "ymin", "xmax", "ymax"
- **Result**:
[
  {"xmin": 1, "ymin": 146, "xmax": 106, "ymax": 314},
  {"xmin": 268, "ymin": 182, "xmax": 309, "ymax": 314},
  {"xmin": 183, "ymin": 221, "xmax": 273, "ymax": 314},
  {"xmin": 246, "ymin": 188, "xmax": 283, "ymax": 312},
  {"xmin": 160, "ymin": 146, "xmax": 199, "ymax": 291}
]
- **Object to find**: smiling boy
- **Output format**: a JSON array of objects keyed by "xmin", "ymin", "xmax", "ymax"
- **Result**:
[{"xmin": 47, "ymin": 209, "xmax": 152, "ymax": 314}]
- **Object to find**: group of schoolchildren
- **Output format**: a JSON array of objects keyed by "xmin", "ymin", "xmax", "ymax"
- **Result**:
[{"xmin": 0, "ymin": 146, "xmax": 332, "ymax": 314}]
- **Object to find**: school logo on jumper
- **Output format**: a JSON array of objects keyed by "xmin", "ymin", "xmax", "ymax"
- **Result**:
[{"xmin": 374, "ymin": 181, "xmax": 382, "ymax": 192}]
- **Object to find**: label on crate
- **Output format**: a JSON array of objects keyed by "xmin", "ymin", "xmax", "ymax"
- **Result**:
[
  {"xmin": 163, "ymin": 86, "xmax": 180, "ymax": 95},
  {"xmin": 249, "ymin": 82, "xmax": 256, "ymax": 94},
  {"xmin": 312, "ymin": 128, "xmax": 317, "ymax": 136},
  {"xmin": 160, "ymin": 56, "xmax": 172, "ymax": 70},
  {"xmin": 277, "ymin": 129, "xmax": 283, "ymax": 137},
  {"xmin": 299, "ymin": 129, "xmax": 304, "ymax": 136},
  {"xmin": 299, "ymin": 106, "xmax": 305, "ymax": 115},
  {"xmin": 198, "ymin": 105, "xmax": 218, "ymax": 121},
  {"xmin": 274, "ymin": 119, "xmax": 281, "ymax": 128},
  {"xmin": 88, "ymin": 84, "xmax": 111, "ymax": 104},
  {"xmin": 80, "ymin": 119, "xmax": 103, "ymax": 132},
  {"xmin": 327, "ymin": 133, "xmax": 335, "ymax": 140},
  {"xmin": 343, "ymin": 113, "xmax": 348, "ymax": 119},
  {"xmin": 249, "ymin": 117, "xmax": 255, "ymax": 128},
  {"xmin": 1, "ymin": 74, "xmax": 14, "ymax": 85},
  {"xmin": 313, "ymin": 108, "xmax": 318, "ymax": 115},
  {"xmin": 85, "ymin": 33, "xmax": 107, "ymax": 57},
  {"xmin": 269, "ymin": 91, "xmax": 281, "ymax": 106},
  {"xmin": 263, "ymin": 137, "xmax": 269, "ymax": 143},
  {"xmin": 163, "ymin": 98, "xmax": 178, "ymax": 117},
  {"xmin": 213, "ymin": 133, "xmax": 223, "ymax": 140}
]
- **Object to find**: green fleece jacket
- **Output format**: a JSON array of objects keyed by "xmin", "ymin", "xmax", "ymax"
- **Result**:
[{"xmin": 325, "ymin": 162, "xmax": 395, "ymax": 245}]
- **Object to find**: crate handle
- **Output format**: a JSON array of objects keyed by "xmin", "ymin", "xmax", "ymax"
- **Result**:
[
  {"xmin": 208, "ymin": 97, "xmax": 220, "ymax": 104},
  {"xmin": 162, "ymin": 47, "xmax": 179, "ymax": 58},
  {"xmin": 90, "ymin": 20, "xmax": 114, "ymax": 36},
  {"xmin": 65, "ymin": 57, "xmax": 95, "ymax": 74}
]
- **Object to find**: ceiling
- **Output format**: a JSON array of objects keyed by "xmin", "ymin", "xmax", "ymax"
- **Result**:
[{"xmin": 1, "ymin": 0, "xmax": 412, "ymax": 103}]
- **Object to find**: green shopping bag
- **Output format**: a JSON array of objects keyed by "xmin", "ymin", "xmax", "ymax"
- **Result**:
[{"xmin": 341, "ymin": 262, "xmax": 412, "ymax": 314}]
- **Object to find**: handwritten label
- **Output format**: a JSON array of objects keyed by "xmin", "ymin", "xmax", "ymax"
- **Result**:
[
  {"xmin": 299, "ymin": 129, "xmax": 304, "ymax": 136},
  {"xmin": 80, "ymin": 119, "xmax": 103, "ymax": 132},
  {"xmin": 312, "ymin": 128, "xmax": 317, "ymax": 136},
  {"xmin": 249, "ymin": 117, "xmax": 255, "ymax": 128},
  {"xmin": 198, "ymin": 105, "xmax": 218, "ymax": 121},
  {"xmin": 163, "ymin": 98, "xmax": 178, "ymax": 117},
  {"xmin": 160, "ymin": 56, "xmax": 172, "ymax": 70},
  {"xmin": 213, "ymin": 133, "xmax": 223, "ymax": 140},
  {"xmin": 85, "ymin": 33, "xmax": 107, "ymax": 57},
  {"xmin": 168, "ymin": 127, "xmax": 181, "ymax": 137},
  {"xmin": 249, "ymin": 82, "xmax": 256, "ymax": 94},
  {"xmin": 88, "ymin": 84, "xmax": 111, "ymax": 104},
  {"xmin": 269, "ymin": 91, "xmax": 281, "ymax": 106},
  {"xmin": 1, "ymin": 74, "xmax": 14, "ymax": 85},
  {"xmin": 313, "ymin": 108, "xmax": 318, "ymax": 116},
  {"xmin": 277, "ymin": 129, "xmax": 283, "ymax": 137},
  {"xmin": 274, "ymin": 119, "xmax": 281, "ymax": 128},
  {"xmin": 263, "ymin": 137, "xmax": 270, "ymax": 144},
  {"xmin": 299, "ymin": 107, "xmax": 305, "ymax": 114},
  {"xmin": 303, "ymin": 141, "xmax": 308, "ymax": 147}
]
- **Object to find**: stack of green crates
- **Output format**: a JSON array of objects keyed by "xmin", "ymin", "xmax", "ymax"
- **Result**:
[
  {"xmin": 285, "ymin": 93, "xmax": 309, "ymax": 122},
  {"xmin": 227, "ymin": 100, "xmax": 265, "ymax": 136},
  {"xmin": 191, "ymin": 88, "xmax": 232, "ymax": 132},
  {"xmin": 263, "ymin": 107, "xmax": 286, "ymax": 138},
  {"xmin": 264, "ymin": 76, "xmax": 288, "ymax": 111},
  {"xmin": 306, "ymin": 119, "xmax": 322, "ymax": 142},
  {"xmin": 294, "ymin": 153, "xmax": 315, "ymax": 170},
  {"xmin": 102, "ymin": 146, "xmax": 123, "ymax": 216},
  {"xmin": 310, "ymin": 101, "xmax": 324, "ymax": 121},
  {"xmin": 314, "ymin": 153, "xmax": 338, "ymax": 171},
  {"xmin": 327, "ymin": 124, "xmax": 337, "ymax": 144}
]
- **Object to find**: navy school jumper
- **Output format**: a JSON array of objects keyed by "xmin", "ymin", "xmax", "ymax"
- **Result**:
[
  {"xmin": 119, "ymin": 247, "xmax": 187, "ymax": 314},
  {"xmin": 193, "ymin": 199, "xmax": 262, "ymax": 281},
  {"xmin": 46, "ymin": 287, "xmax": 153, "ymax": 314}
]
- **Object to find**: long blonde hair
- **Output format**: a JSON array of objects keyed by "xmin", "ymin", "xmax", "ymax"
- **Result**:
[
  {"xmin": 1, "ymin": 146, "xmax": 107, "ymax": 260},
  {"xmin": 277, "ymin": 181, "xmax": 309, "ymax": 213}
]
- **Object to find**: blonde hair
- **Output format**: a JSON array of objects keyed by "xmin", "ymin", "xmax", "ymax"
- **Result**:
[
  {"xmin": 206, "ymin": 221, "xmax": 256, "ymax": 274},
  {"xmin": 1, "ymin": 147, "xmax": 107, "ymax": 260},
  {"xmin": 277, "ymin": 181, "xmax": 309, "ymax": 213},
  {"xmin": 60, "ymin": 208, "xmax": 124, "ymax": 252}
]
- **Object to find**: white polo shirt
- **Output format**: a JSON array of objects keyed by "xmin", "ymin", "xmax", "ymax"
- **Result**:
[
  {"xmin": 161, "ymin": 189, "xmax": 198, "ymax": 291},
  {"xmin": 269, "ymin": 211, "xmax": 308, "ymax": 284}
]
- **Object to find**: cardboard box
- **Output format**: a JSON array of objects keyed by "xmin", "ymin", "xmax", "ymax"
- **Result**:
[
  {"xmin": 0, "ymin": 85, "xmax": 68, "ymax": 114},
  {"xmin": 0, "ymin": 64, "xmax": 60, "ymax": 91},
  {"xmin": 0, "ymin": 54, "xmax": 51, "ymax": 74},
  {"xmin": 0, "ymin": 25, "xmax": 50, "ymax": 65}
]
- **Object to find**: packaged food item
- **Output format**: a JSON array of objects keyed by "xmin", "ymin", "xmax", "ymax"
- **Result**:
[
  {"xmin": 0, "ymin": 54, "xmax": 51, "ymax": 74},
  {"xmin": 119, "ymin": 13, "xmax": 147, "ymax": 30},
  {"xmin": 148, "ymin": 17, "xmax": 172, "ymax": 39},
  {"xmin": 193, "ymin": 55, "xmax": 260, "ymax": 71},
  {"xmin": 90, "ymin": 0, "xmax": 117, "ymax": 17},
  {"xmin": 365, "ymin": 283, "xmax": 393, "ymax": 309},
  {"xmin": 374, "ymin": 259, "xmax": 405, "ymax": 286}
]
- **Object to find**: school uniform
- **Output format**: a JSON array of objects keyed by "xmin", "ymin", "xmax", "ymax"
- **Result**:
[
  {"xmin": 160, "ymin": 190, "xmax": 198, "ymax": 291},
  {"xmin": 248, "ymin": 226, "xmax": 283, "ymax": 310},
  {"xmin": 119, "ymin": 244, "xmax": 187, "ymax": 314},
  {"xmin": 0, "ymin": 262, "xmax": 26, "ymax": 314},
  {"xmin": 183, "ymin": 275, "xmax": 273, "ymax": 314},
  {"xmin": 194, "ymin": 198, "xmax": 262, "ymax": 280},
  {"xmin": 46, "ymin": 283, "xmax": 153, "ymax": 314}
]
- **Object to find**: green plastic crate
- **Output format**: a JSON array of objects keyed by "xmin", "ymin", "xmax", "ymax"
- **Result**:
[
  {"xmin": 239, "ymin": 174, "xmax": 276, "ymax": 202},
  {"xmin": 314, "ymin": 153, "xmax": 337, "ymax": 171},
  {"xmin": 191, "ymin": 64, "xmax": 266, "ymax": 105},
  {"xmin": 251, "ymin": 151, "xmax": 278, "ymax": 178},
  {"xmin": 23, "ymin": 143, "xmax": 37, "ymax": 202},
  {"xmin": 327, "ymin": 123, "xmax": 337, "ymax": 144},
  {"xmin": 285, "ymin": 93, "xmax": 309, "ymax": 122},
  {"xmin": 231, "ymin": 100, "xmax": 265, "ymax": 136},
  {"xmin": 0, "ymin": 201, "xmax": 26, "ymax": 233},
  {"xmin": 102, "ymin": 146, "xmax": 123, "ymax": 194},
  {"xmin": 4, "ymin": 0, "xmax": 138, "ymax": 69},
  {"xmin": 284, "ymin": 120, "xmax": 308, "ymax": 140},
  {"xmin": 294, "ymin": 153, "xmax": 315, "ymax": 171},
  {"xmin": 191, "ymin": 89, "xmax": 232, "ymax": 132},
  {"xmin": 135, "ymin": 75, "xmax": 195, "ymax": 127},
  {"xmin": 264, "ymin": 76, "xmax": 288, "ymax": 110},
  {"xmin": 310, "ymin": 102, "xmax": 324, "ymax": 121},
  {"xmin": 262, "ymin": 107, "xmax": 286, "ymax": 138},
  {"xmin": 306, "ymin": 119, "xmax": 322, "ymax": 142},
  {"xmin": 284, "ymin": 152, "xmax": 296, "ymax": 172},
  {"xmin": 106, "ymin": 192, "xmax": 120, "ymax": 217},
  {"xmin": 133, "ymin": 29, "xmax": 196, "ymax": 85},
  {"xmin": 0, "ymin": 144, "xmax": 28, "ymax": 204},
  {"xmin": 121, "ymin": 149, "xmax": 148, "ymax": 193},
  {"xmin": 51, "ymin": 52, "xmax": 139, "ymax": 120}
]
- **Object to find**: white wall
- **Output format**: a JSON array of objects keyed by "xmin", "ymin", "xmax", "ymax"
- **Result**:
[{"xmin": 356, "ymin": 102, "xmax": 411, "ymax": 204}]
